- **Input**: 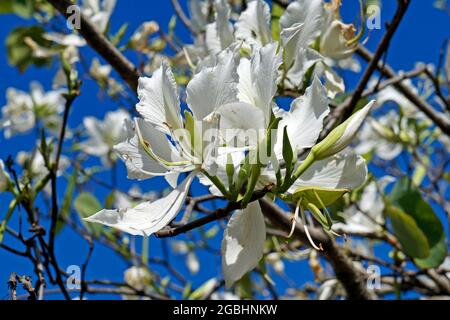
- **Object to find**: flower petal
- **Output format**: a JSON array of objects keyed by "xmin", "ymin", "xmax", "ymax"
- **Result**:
[
  {"xmin": 280, "ymin": 0, "xmax": 324, "ymax": 52},
  {"xmin": 237, "ymin": 42, "xmax": 281, "ymax": 125},
  {"xmin": 136, "ymin": 62, "xmax": 182, "ymax": 134},
  {"xmin": 214, "ymin": 0, "xmax": 234, "ymax": 49},
  {"xmin": 290, "ymin": 153, "xmax": 367, "ymax": 192},
  {"xmin": 114, "ymin": 119, "xmax": 181, "ymax": 180},
  {"xmin": 216, "ymin": 102, "xmax": 266, "ymax": 148},
  {"xmin": 205, "ymin": 0, "xmax": 234, "ymax": 55},
  {"xmin": 186, "ymin": 49, "xmax": 238, "ymax": 121},
  {"xmin": 275, "ymin": 77, "xmax": 330, "ymax": 158},
  {"xmin": 84, "ymin": 172, "xmax": 197, "ymax": 236},
  {"xmin": 235, "ymin": 0, "xmax": 271, "ymax": 47},
  {"xmin": 222, "ymin": 201, "xmax": 266, "ymax": 288}
]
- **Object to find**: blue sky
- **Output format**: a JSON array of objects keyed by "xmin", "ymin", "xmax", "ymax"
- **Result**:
[{"xmin": 0, "ymin": 1, "xmax": 449, "ymax": 300}]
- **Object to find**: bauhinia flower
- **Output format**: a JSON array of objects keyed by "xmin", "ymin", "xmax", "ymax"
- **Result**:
[
  {"xmin": 278, "ymin": 0, "xmax": 362, "ymax": 97},
  {"xmin": 84, "ymin": 12, "xmax": 374, "ymax": 287},
  {"xmin": 123, "ymin": 266, "xmax": 151, "ymax": 299},
  {"xmin": 355, "ymin": 111, "xmax": 405, "ymax": 161},
  {"xmin": 81, "ymin": 0, "xmax": 117, "ymax": 33},
  {"xmin": 0, "ymin": 82, "xmax": 65, "ymax": 138},
  {"xmin": 17, "ymin": 149, "xmax": 70, "ymax": 182},
  {"xmin": 172, "ymin": 240, "xmax": 200, "ymax": 275},
  {"xmin": 319, "ymin": 20, "xmax": 360, "ymax": 60},
  {"xmin": 80, "ymin": 109, "xmax": 130, "ymax": 166},
  {"xmin": 85, "ymin": 49, "xmax": 248, "ymax": 235},
  {"xmin": 221, "ymin": 77, "xmax": 373, "ymax": 286},
  {"xmin": 129, "ymin": 21, "xmax": 160, "ymax": 51},
  {"xmin": 333, "ymin": 179, "xmax": 392, "ymax": 235}
]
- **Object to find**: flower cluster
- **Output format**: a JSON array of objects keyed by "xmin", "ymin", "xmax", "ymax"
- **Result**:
[{"xmin": 83, "ymin": 0, "xmax": 373, "ymax": 287}]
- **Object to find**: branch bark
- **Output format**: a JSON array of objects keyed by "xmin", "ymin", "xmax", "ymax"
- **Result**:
[
  {"xmin": 322, "ymin": 0, "xmax": 411, "ymax": 138},
  {"xmin": 47, "ymin": 0, "xmax": 140, "ymax": 92}
]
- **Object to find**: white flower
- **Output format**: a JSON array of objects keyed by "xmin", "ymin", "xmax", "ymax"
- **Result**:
[
  {"xmin": 81, "ymin": 0, "xmax": 116, "ymax": 33},
  {"xmin": 85, "ymin": 49, "xmax": 251, "ymax": 236},
  {"xmin": 16, "ymin": 149, "xmax": 69, "ymax": 194},
  {"xmin": 317, "ymin": 279, "xmax": 339, "ymax": 300},
  {"xmin": 219, "ymin": 78, "xmax": 370, "ymax": 286},
  {"xmin": 84, "ymin": 37, "xmax": 371, "ymax": 287},
  {"xmin": 53, "ymin": 46, "xmax": 82, "ymax": 88},
  {"xmin": 171, "ymin": 240, "xmax": 200, "ymax": 275},
  {"xmin": 43, "ymin": 32, "xmax": 86, "ymax": 47},
  {"xmin": 89, "ymin": 57, "xmax": 112, "ymax": 80},
  {"xmin": 235, "ymin": 0, "xmax": 272, "ymax": 48},
  {"xmin": 17, "ymin": 150, "xmax": 69, "ymax": 180},
  {"xmin": 0, "ymin": 82, "xmax": 64, "ymax": 138},
  {"xmin": 114, "ymin": 186, "xmax": 157, "ymax": 209},
  {"xmin": 280, "ymin": 0, "xmax": 324, "ymax": 57},
  {"xmin": 80, "ymin": 109, "xmax": 130, "ymax": 166},
  {"xmin": 278, "ymin": 0, "xmax": 351, "ymax": 97},
  {"xmin": 129, "ymin": 21, "xmax": 159, "ymax": 51},
  {"xmin": 123, "ymin": 266, "xmax": 151, "ymax": 299},
  {"xmin": 333, "ymin": 180, "xmax": 390, "ymax": 235},
  {"xmin": 0, "ymin": 160, "xmax": 11, "ymax": 193},
  {"xmin": 266, "ymin": 252, "xmax": 285, "ymax": 275},
  {"xmin": 354, "ymin": 111, "xmax": 404, "ymax": 161},
  {"xmin": 211, "ymin": 291, "xmax": 240, "ymax": 300},
  {"xmin": 84, "ymin": 172, "xmax": 197, "ymax": 236},
  {"xmin": 205, "ymin": 0, "xmax": 235, "ymax": 55},
  {"xmin": 319, "ymin": 20, "xmax": 358, "ymax": 60}
]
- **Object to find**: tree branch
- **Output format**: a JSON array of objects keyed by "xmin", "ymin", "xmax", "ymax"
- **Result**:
[
  {"xmin": 259, "ymin": 199, "xmax": 373, "ymax": 300},
  {"xmin": 322, "ymin": 0, "xmax": 411, "ymax": 138},
  {"xmin": 357, "ymin": 45, "xmax": 450, "ymax": 135},
  {"xmin": 46, "ymin": 0, "xmax": 140, "ymax": 92}
]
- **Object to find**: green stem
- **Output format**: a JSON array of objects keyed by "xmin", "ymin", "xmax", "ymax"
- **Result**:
[
  {"xmin": 141, "ymin": 235, "xmax": 149, "ymax": 266},
  {"xmin": 241, "ymin": 164, "xmax": 261, "ymax": 207},
  {"xmin": 279, "ymin": 151, "xmax": 316, "ymax": 193},
  {"xmin": 202, "ymin": 170, "xmax": 230, "ymax": 198},
  {"xmin": 0, "ymin": 198, "xmax": 18, "ymax": 244}
]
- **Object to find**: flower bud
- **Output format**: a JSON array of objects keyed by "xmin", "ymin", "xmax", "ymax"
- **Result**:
[{"xmin": 311, "ymin": 100, "xmax": 375, "ymax": 160}]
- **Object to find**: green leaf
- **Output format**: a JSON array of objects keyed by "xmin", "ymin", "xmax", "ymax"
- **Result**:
[
  {"xmin": 415, "ymin": 232, "xmax": 447, "ymax": 269},
  {"xmin": 6, "ymin": 26, "xmax": 53, "ymax": 72},
  {"xmin": 74, "ymin": 192, "xmax": 103, "ymax": 237},
  {"xmin": 12, "ymin": 0, "xmax": 34, "ymax": 18},
  {"xmin": 110, "ymin": 23, "xmax": 128, "ymax": 47},
  {"xmin": 0, "ymin": 0, "xmax": 14, "ymax": 14},
  {"xmin": 388, "ymin": 177, "xmax": 447, "ymax": 267},
  {"xmin": 181, "ymin": 282, "xmax": 192, "ymax": 299},
  {"xmin": 235, "ymin": 273, "xmax": 253, "ymax": 299},
  {"xmin": 385, "ymin": 205, "xmax": 429, "ymax": 259},
  {"xmin": 168, "ymin": 15, "xmax": 177, "ymax": 36},
  {"xmin": 0, "ymin": 0, "xmax": 34, "ymax": 18}
]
